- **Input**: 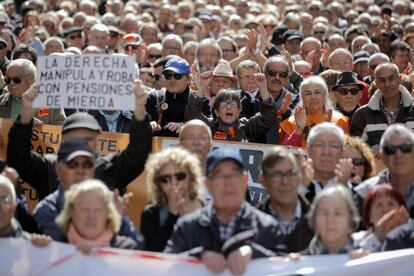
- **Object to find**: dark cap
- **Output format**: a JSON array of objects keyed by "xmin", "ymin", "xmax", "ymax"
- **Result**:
[
  {"xmin": 283, "ymin": 29, "xmax": 304, "ymax": 43},
  {"xmin": 353, "ymin": 51, "xmax": 370, "ymax": 64},
  {"xmin": 206, "ymin": 149, "xmax": 244, "ymax": 175},
  {"xmin": 271, "ymin": 24, "xmax": 288, "ymax": 46},
  {"xmin": 163, "ymin": 56, "xmax": 190, "ymax": 75},
  {"xmin": 62, "ymin": 113, "xmax": 101, "ymax": 134},
  {"xmin": 332, "ymin": 71, "xmax": 364, "ymax": 90},
  {"xmin": 57, "ymin": 138, "xmax": 94, "ymax": 162}
]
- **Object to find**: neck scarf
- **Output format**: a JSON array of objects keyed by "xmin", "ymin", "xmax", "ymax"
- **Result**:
[{"xmin": 67, "ymin": 222, "xmax": 113, "ymax": 247}]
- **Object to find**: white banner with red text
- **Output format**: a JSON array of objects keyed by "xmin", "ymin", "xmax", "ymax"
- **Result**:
[{"xmin": 1, "ymin": 238, "xmax": 413, "ymax": 276}]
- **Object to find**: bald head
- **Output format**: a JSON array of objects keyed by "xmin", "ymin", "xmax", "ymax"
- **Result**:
[{"xmin": 179, "ymin": 120, "xmax": 213, "ymax": 162}]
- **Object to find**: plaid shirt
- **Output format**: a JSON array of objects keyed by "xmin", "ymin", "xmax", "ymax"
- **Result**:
[
  {"xmin": 380, "ymin": 98, "xmax": 402, "ymax": 125},
  {"xmin": 212, "ymin": 208, "xmax": 243, "ymax": 241},
  {"xmin": 269, "ymin": 200, "xmax": 302, "ymax": 236}
]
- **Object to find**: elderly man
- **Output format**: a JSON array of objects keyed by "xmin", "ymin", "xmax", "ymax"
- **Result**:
[
  {"xmin": 88, "ymin": 23, "xmax": 109, "ymax": 50},
  {"xmin": 258, "ymin": 147, "xmax": 313, "ymax": 252},
  {"xmin": 0, "ymin": 37, "xmax": 10, "ymax": 75},
  {"xmin": 63, "ymin": 27, "xmax": 84, "ymax": 50},
  {"xmin": 123, "ymin": 33, "xmax": 148, "ymax": 67},
  {"xmin": 300, "ymin": 37, "xmax": 324, "ymax": 75},
  {"xmin": 7, "ymin": 80, "xmax": 151, "ymax": 200},
  {"xmin": 304, "ymin": 122, "xmax": 353, "ymax": 203},
  {"xmin": 146, "ymin": 56, "xmax": 211, "ymax": 137},
  {"xmin": 351, "ymin": 63, "xmax": 414, "ymax": 149},
  {"xmin": 33, "ymin": 139, "xmax": 144, "ymax": 246},
  {"xmin": 354, "ymin": 124, "xmax": 414, "ymax": 218},
  {"xmin": 161, "ymin": 34, "xmax": 183, "ymax": 57},
  {"xmin": 0, "ymin": 59, "xmax": 65, "ymax": 125},
  {"xmin": 332, "ymin": 71, "xmax": 363, "ymax": 120},
  {"xmin": 217, "ymin": 36, "xmax": 238, "ymax": 62},
  {"xmin": 363, "ymin": 53, "xmax": 390, "ymax": 85},
  {"xmin": 282, "ymin": 29, "xmax": 303, "ymax": 55},
  {"xmin": 196, "ymin": 38, "xmax": 222, "ymax": 73},
  {"xmin": 237, "ymin": 60, "xmax": 262, "ymax": 119},
  {"xmin": 263, "ymin": 56, "xmax": 299, "ymax": 144},
  {"xmin": 165, "ymin": 149, "xmax": 285, "ymax": 275}
]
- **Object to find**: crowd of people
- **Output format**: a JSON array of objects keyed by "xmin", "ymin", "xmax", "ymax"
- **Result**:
[{"xmin": 1, "ymin": 0, "xmax": 414, "ymax": 274}]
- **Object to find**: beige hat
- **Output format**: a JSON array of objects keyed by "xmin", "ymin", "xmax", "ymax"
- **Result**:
[{"xmin": 212, "ymin": 60, "xmax": 237, "ymax": 81}]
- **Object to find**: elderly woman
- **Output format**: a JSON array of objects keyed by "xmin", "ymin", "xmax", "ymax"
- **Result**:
[
  {"xmin": 352, "ymin": 184, "xmax": 409, "ymax": 252},
  {"xmin": 344, "ymin": 136, "xmax": 377, "ymax": 185},
  {"xmin": 55, "ymin": 179, "xmax": 140, "ymax": 254},
  {"xmin": 140, "ymin": 147, "xmax": 203, "ymax": 252},
  {"xmin": 305, "ymin": 185, "xmax": 360, "ymax": 255},
  {"xmin": 279, "ymin": 76, "xmax": 349, "ymax": 147}
]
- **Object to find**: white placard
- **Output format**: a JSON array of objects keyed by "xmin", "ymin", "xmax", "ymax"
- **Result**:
[{"xmin": 34, "ymin": 54, "xmax": 138, "ymax": 110}]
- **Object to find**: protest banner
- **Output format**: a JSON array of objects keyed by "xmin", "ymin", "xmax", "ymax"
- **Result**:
[
  {"xmin": 1, "ymin": 238, "xmax": 413, "ymax": 276},
  {"xmin": 33, "ymin": 54, "xmax": 138, "ymax": 110}
]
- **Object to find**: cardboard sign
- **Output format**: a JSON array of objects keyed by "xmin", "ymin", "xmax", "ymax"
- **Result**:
[{"xmin": 34, "ymin": 54, "xmax": 138, "ymax": 110}]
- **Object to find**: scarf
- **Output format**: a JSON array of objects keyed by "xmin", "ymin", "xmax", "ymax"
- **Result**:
[{"xmin": 67, "ymin": 223, "xmax": 114, "ymax": 247}]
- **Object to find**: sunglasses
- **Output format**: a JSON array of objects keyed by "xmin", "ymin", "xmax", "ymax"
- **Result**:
[
  {"xmin": 383, "ymin": 143, "xmax": 414, "ymax": 155},
  {"xmin": 335, "ymin": 88, "xmax": 360, "ymax": 96},
  {"xmin": 5, "ymin": 77, "xmax": 23, "ymax": 85},
  {"xmin": 156, "ymin": 172, "xmax": 187, "ymax": 184},
  {"xmin": 66, "ymin": 159, "xmax": 94, "ymax": 169},
  {"xmin": 68, "ymin": 34, "xmax": 82, "ymax": 40},
  {"xmin": 267, "ymin": 70, "xmax": 288, "ymax": 78},
  {"xmin": 351, "ymin": 158, "xmax": 365, "ymax": 166},
  {"xmin": 148, "ymin": 54, "xmax": 162, "ymax": 59},
  {"xmin": 163, "ymin": 72, "xmax": 184, "ymax": 80},
  {"xmin": 0, "ymin": 44, "xmax": 6, "ymax": 50}
]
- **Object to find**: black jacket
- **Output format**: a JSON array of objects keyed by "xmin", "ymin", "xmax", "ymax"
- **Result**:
[
  {"xmin": 145, "ymin": 87, "xmax": 211, "ymax": 137},
  {"xmin": 382, "ymin": 220, "xmax": 414, "ymax": 251},
  {"xmin": 140, "ymin": 204, "xmax": 179, "ymax": 252},
  {"xmin": 256, "ymin": 197, "xmax": 314, "ymax": 253},
  {"xmin": 164, "ymin": 202, "xmax": 286, "ymax": 258},
  {"xmin": 7, "ymin": 114, "xmax": 152, "ymax": 199}
]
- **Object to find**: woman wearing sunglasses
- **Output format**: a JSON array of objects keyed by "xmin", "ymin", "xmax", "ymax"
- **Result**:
[
  {"xmin": 352, "ymin": 184, "xmax": 409, "ymax": 252},
  {"xmin": 141, "ymin": 147, "xmax": 203, "ymax": 252},
  {"xmin": 343, "ymin": 136, "xmax": 377, "ymax": 185}
]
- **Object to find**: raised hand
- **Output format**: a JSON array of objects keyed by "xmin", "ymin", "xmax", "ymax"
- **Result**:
[
  {"xmin": 294, "ymin": 106, "xmax": 307, "ymax": 134},
  {"xmin": 334, "ymin": 158, "xmax": 353, "ymax": 185},
  {"xmin": 321, "ymin": 42, "xmax": 331, "ymax": 69},
  {"xmin": 133, "ymin": 79, "xmax": 148, "ymax": 121},
  {"xmin": 21, "ymin": 84, "xmax": 38, "ymax": 124}
]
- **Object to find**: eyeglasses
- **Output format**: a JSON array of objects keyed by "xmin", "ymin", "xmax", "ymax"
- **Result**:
[
  {"xmin": 68, "ymin": 34, "xmax": 82, "ymax": 40},
  {"xmin": 218, "ymin": 100, "xmax": 238, "ymax": 108},
  {"xmin": 382, "ymin": 143, "xmax": 414, "ymax": 155},
  {"xmin": 125, "ymin": 45, "xmax": 139, "ymax": 51},
  {"xmin": 65, "ymin": 159, "xmax": 94, "ymax": 169},
  {"xmin": 314, "ymin": 30, "xmax": 326, "ymax": 35},
  {"xmin": 148, "ymin": 54, "xmax": 162, "ymax": 59},
  {"xmin": 351, "ymin": 157, "xmax": 365, "ymax": 166},
  {"xmin": 335, "ymin": 87, "xmax": 360, "ymax": 96},
  {"xmin": 163, "ymin": 72, "xmax": 184, "ymax": 80},
  {"xmin": 267, "ymin": 70, "xmax": 288, "ymax": 78},
  {"xmin": 156, "ymin": 172, "xmax": 188, "ymax": 184},
  {"xmin": 0, "ymin": 195, "xmax": 12, "ymax": 205},
  {"xmin": 265, "ymin": 169, "xmax": 297, "ymax": 182}
]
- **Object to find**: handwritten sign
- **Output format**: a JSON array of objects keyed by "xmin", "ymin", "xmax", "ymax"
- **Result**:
[{"xmin": 34, "ymin": 54, "xmax": 138, "ymax": 110}]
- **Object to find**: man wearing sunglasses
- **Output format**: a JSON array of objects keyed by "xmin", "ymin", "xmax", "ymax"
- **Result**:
[
  {"xmin": 0, "ymin": 59, "xmax": 65, "ymax": 125},
  {"xmin": 263, "ymin": 56, "xmax": 299, "ymax": 144},
  {"xmin": 146, "ymin": 56, "xmax": 211, "ymax": 137},
  {"xmin": 32, "ymin": 139, "xmax": 144, "ymax": 247},
  {"xmin": 165, "ymin": 149, "xmax": 285, "ymax": 274},
  {"xmin": 63, "ymin": 27, "xmax": 84, "ymax": 50},
  {"xmin": 332, "ymin": 71, "xmax": 363, "ymax": 120},
  {"xmin": 354, "ymin": 124, "xmax": 414, "ymax": 219},
  {"xmin": 351, "ymin": 63, "xmax": 414, "ymax": 151}
]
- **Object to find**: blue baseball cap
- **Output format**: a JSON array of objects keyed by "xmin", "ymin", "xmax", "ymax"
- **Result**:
[
  {"xmin": 163, "ymin": 56, "xmax": 190, "ymax": 75},
  {"xmin": 206, "ymin": 149, "xmax": 244, "ymax": 175}
]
